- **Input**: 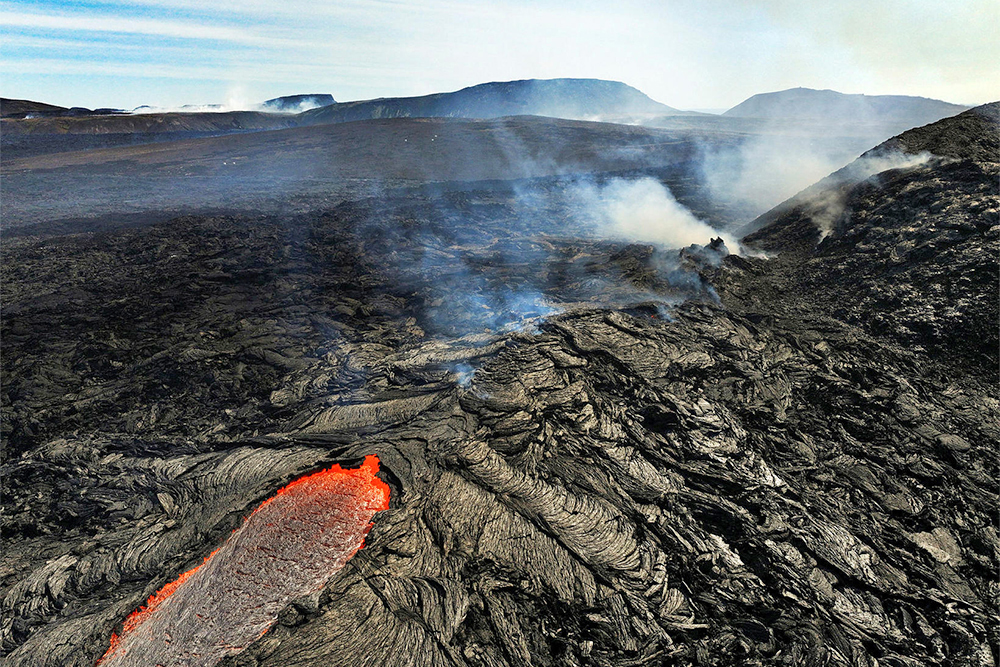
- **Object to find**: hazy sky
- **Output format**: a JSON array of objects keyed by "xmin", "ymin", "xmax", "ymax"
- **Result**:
[{"xmin": 2, "ymin": 0, "xmax": 997, "ymax": 110}]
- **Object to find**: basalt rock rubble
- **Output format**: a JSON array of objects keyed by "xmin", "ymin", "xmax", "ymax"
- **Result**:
[{"xmin": 1, "ymin": 105, "xmax": 998, "ymax": 667}]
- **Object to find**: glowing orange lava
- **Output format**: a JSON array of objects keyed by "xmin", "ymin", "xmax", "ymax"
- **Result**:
[
  {"xmin": 102, "ymin": 547, "xmax": 220, "ymax": 660},
  {"xmin": 99, "ymin": 455, "xmax": 390, "ymax": 667}
]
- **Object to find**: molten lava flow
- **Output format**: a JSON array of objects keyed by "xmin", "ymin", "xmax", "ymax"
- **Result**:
[{"xmin": 99, "ymin": 455, "xmax": 390, "ymax": 667}]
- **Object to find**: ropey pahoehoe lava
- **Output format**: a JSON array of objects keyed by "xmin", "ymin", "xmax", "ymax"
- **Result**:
[
  {"xmin": 97, "ymin": 456, "xmax": 390, "ymax": 667},
  {"xmin": 1, "ymin": 80, "xmax": 997, "ymax": 667}
]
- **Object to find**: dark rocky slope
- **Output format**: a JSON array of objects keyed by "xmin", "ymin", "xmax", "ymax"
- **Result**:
[
  {"xmin": 0, "ymin": 99, "xmax": 123, "ymax": 119},
  {"xmin": 1, "ymin": 106, "xmax": 997, "ymax": 666},
  {"xmin": 1, "ymin": 98, "xmax": 72, "ymax": 119},
  {"xmin": 740, "ymin": 103, "xmax": 999, "ymax": 379},
  {"xmin": 0, "ymin": 111, "xmax": 301, "ymax": 160},
  {"xmin": 0, "ymin": 115, "xmax": 743, "ymax": 231}
]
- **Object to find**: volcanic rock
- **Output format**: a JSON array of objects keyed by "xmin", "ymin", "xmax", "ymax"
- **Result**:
[{"xmin": 1, "ymin": 102, "xmax": 997, "ymax": 667}]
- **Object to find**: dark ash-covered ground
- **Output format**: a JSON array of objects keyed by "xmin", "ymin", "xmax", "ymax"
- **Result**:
[{"xmin": 1, "ymin": 105, "xmax": 998, "ymax": 667}]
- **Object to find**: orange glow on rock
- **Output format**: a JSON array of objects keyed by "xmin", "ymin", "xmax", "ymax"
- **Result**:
[
  {"xmin": 99, "ymin": 455, "xmax": 390, "ymax": 667},
  {"xmin": 102, "ymin": 547, "xmax": 221, "ymax": 661}
]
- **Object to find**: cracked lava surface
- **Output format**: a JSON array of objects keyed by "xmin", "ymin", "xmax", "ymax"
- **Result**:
[{"xmin": 98, "ymin": 455, "xmax": 390, "ymax": 667}]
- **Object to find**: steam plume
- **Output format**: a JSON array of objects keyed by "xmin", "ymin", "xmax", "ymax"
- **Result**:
[{"xmin": 570, "ymin": 177, "xmax": 739, "ymax": 249}]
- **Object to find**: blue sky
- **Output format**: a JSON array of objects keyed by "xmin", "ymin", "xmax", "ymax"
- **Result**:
[{"xmin": 2, "ymin": 0, "xmax": 997, "ymax": 110}]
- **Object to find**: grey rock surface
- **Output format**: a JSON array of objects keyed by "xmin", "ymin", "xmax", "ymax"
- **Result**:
[{"xmin": 1, "ymin": 104, "xmax": 997, "ymax": 667}]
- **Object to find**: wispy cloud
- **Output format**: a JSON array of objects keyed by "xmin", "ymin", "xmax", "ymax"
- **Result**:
[
  {"xmin": 0, "ymin": 57, "xmax": 242, "ymax": 83},
  {"xmin": 0, "ymin": 0, "xmax": 993, "ymax": 110},
  {"xmin": 51, "ymin": 0, "xmax": 502, "ymax": 19},
  {"xmin": 0, "ymin": 56, "xmax": 403, "ymax": 85},
  {"xmin": 0, "ymin": 6, "xmax": 331, "ymax": 52},
  {"xmin": 0, "ymin": 9, "xmax": 259, "ymax": 43}
]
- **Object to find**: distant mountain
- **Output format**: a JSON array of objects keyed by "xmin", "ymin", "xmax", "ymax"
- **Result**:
[
  {"xmin": 724, "ymin": 87, "xmax": 968, "ymax": 125},
  {"xmin": 1, "ymin": 98, "xmax": 68, "ymax": 118},
  {"xmin": 301, "ymin": 78, "xmax": 693, "ymax": 124},
  {"xmin": 261, "ymin": 94, "xmax": 336, "ymax": 112},
  {"xmin": 0, "ymin": 98, "xmax": 122, "ymax": 119},
  {"xmin": 1, "ymin": 79, "xmax": 683, "ymax": 142},
  {"xmin": 2, "ymin": 111, "xmax": 299, "ymax": 137}
]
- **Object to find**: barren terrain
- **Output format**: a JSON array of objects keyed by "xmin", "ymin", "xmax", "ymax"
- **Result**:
[{"xmin": 1, "ymin": 101, "xmax": 997, "ymax": 667}]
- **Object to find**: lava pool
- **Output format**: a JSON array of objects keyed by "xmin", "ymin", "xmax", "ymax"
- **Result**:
[{"xmin": 99, "ymin": 455, "xmax": 390, "ymax": 667}]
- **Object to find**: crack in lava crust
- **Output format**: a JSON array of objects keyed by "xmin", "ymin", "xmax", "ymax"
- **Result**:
[{"xmin": 99, "ymin": 455, "xmax": 390, "ymax": 667}]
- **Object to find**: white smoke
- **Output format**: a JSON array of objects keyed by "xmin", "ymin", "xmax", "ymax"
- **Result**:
[
  {"xmin": 842, "ymin": 150, "xmax": 934, "ymax": 181},
  {"xmin": 698, "ymin": 132, "xmax": 858, "ymax": 218},
  {"xmin": 806, "ymin": 150, "xmax": 937, "ymax": 238},
  {"xmin": 571, "ymin": 177, "xmax": 739, "ymax": 249},
  {"xmin": 130, "ymin": 86, "xmax": 256, "ymax": 114},
  {"xmin": 128, "ymin": 84, "xmax": 329, "ymax": 115},
  {"xmin": 262, "ymin": 99, "xmax": 329, "ymax": 114},
  {"xmin": 129, "ymin": 100, "xmax": 327, "ymax": 115},
  {"xmin": 131, "ymin": 104, "xmax": 231, "ymax": 114}
]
